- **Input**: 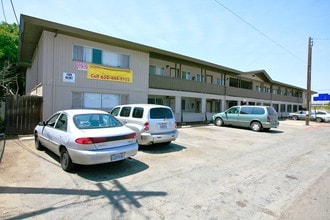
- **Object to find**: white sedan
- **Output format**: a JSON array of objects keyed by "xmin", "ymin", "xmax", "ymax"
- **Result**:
[{"xmin": 34, "ymin": 109, "xmax": 138, "ymax": 172}]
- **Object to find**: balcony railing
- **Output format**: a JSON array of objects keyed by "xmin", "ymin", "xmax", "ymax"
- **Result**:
[
  {"xmin": 149, "ymin": 75, "xmax": 224, "ymax": 94},
  {"xmin": 149, "ymin": 75, "xmax": 303, "ymax": 103}
]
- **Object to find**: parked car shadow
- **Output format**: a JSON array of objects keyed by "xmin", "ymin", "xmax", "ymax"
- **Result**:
[
  {"xmin": 139, "ymin": 142, "xmax": 186, "ymax": 154},
  {"xmin": 76, "ymin": 159, "xmax": 149, "ymax": 181},
  {"xmin": 265, "ymin": 129, "xmax": 284, "ymax": 134},
  {"xmin": 43, "ymin": 149, "xmax": 149, "ymax": 181},
  {"xmin": 219, "ymin": 125, "xmax": 284, "ymax": 134}
]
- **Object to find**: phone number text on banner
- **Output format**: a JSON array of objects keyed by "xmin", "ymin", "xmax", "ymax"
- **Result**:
[{"xmin": 87, "ymin": 64, "xmax": 133, "ymax": 83}]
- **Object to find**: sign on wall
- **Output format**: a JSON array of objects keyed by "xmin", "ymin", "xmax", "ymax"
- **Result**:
[
  {"xmin": 63, "ymin": 72, "xmax": 76, "ymax": 83},
  {"xmin": 87, "ymin": 64, "xmax": 133, "ymax": 83}
]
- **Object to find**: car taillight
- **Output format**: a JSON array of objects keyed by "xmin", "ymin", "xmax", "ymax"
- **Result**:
[
  {"xmin": 144, "ymin": 121, "xmax": 149, "ymax": 131},
  {"xmin": 267, "ymin": 116, "xmax": 271, "ymax": 122},
  {"xmin": 175, "ymin": 121, "xmax": 177, "ymax": 128},
  {"xmin": 75, "ymin": 134, "xmax": 136, "ymax": 144},
  {"xmin": 125, "ymin": 133, "xmax": 136, "ymax": 139},
  {"xmin": 75, "ymin": 137, "xmax": 108, "ymax": 144},
  {"xmin": 75, "ymin": 138, "xmax": 94, "ymax": 144}
]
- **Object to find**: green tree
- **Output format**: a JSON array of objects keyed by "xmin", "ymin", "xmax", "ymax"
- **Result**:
[{"xmin": 0, "ymin": 22, "xmax": 24, "ymax": 96}]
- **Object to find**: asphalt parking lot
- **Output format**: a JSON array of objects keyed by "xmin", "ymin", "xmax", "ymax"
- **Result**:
[{"xmin": 1, "ymin": 120, "xmax": 330, "ymax": 219}]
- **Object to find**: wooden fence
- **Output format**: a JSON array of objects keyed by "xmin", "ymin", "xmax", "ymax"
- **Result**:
[{"xmin": 5, "ymin": 96, "xmax": 43, "ymax": 135}]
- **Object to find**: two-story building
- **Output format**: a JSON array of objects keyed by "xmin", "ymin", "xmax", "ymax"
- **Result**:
[{"xmin": 19, "ymin": 15, "xmax": 306, "ymax": 122}]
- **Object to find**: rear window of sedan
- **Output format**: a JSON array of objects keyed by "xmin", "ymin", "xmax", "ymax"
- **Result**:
[{"xmin": 73, "ymin": 114, "xmax": 122, "ymax": 129}]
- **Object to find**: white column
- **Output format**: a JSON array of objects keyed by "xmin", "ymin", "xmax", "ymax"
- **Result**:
[
  {"xmin": 175, "ymin": 96, "xmax": 181, "ymax": 114},
  {"xmin": 201, "ymin": 98, "xmax": 206, "ymax": 113}
]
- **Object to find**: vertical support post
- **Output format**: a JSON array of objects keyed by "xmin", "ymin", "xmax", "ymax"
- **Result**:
[{"xmin": 305, "ymin": 37, "xmax": 313, "ymax": 125}]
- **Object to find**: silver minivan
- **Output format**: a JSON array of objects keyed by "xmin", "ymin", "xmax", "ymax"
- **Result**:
[
  {"xmin": 110, "ymin": 104, "xmax": 178, "ymax": 145},
  {"xmin": 211, "ymin": 105, "xmax": 279, "ymax": 131}
]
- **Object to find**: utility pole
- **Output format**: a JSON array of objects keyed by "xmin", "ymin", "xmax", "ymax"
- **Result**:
[{"xmin": 305, "ymin": 37, "xmax": 313, "ymax": 125}]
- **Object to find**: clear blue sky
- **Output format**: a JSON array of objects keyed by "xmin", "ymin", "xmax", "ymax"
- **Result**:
[{"xmin": 2, "ymin": 0, "xmax": 330, "ymax": 94}]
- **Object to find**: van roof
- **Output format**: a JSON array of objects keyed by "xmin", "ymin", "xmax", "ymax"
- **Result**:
[{"xmin": 114, "ymin": 104, "xmax": 172, "ymax": 109}]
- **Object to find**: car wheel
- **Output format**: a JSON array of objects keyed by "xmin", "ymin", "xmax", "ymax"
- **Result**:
[
  {"xmin": 292, "ymin": 116, "xmax": 298, "ymax": 120},
  {"xmin": 315, "ymin": 117, "xmax": 322, "ymax": 123},
  {"xmin": 34, "ymin": 133, "xmax": 44, "ymax": 150},
  {"xmin": 215, "ymin": 118, "xmax": 223, "ymax": 126},
  {"xmin": 251, "ymin": 121, "xmax": 262, "ymax": 132},
  {"xmin": 60, "ymin": 148, "xmax": 74, "ymax": 172}
]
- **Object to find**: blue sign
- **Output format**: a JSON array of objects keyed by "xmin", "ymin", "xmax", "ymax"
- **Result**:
[{"xmin": 313, "ymin": 93, "xmax": 330, "ymax": 101}]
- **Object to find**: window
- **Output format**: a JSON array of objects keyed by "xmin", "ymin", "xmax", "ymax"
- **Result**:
[
  {"xmin": 149, "ymin": 65, "xmax": 165, "ymax": 76},
  {"xmin": 196, "ymin": 74, "xmax": 204, "ymax": 82},
  {"xmin": 132, "ymin": 107, "xmax": 144, "ymax": 118},
  {"xmin": 74, "ymin": 114, "xmax": 121, "ymax": 129},
  {"xmin": 150, "ymin": 108, "xmax": 173, "ymax": 119},
  {"xmin": 182, "ymin": 71, "xmax": 191, "ymax": 80},
  {"xmin": 266, "ymin": 107, "xmax": 277, "ymax": 115},
  {"xmin": 103, "ymin": 51, "xmax": 129, "ymax": 68},
  {"xmin": 120, "ymin": 107, "xmax": 131, "ymax": 117},
  {"xmin": 55, "ymin": 114, "xmax": 68, "ymax": 131},
  {"xmin": 92, "ymin": 49, "xmax": 102, "ymax": 64},
  {"xmin": 72, "ymin": 92, "xmax": 123, "ymax": 109},
  {"xmin": 227, "ymin": 107, "xmax": 239, "ymax": 114},
  {"xmin": 181, "ymin": 100, "xmax": 186, "ymax": 110},
  {"xmin": 216, "ymin": 78, "xmax": 225, "ymax": 85},
  {"xmin": 229, "ymin": 78, "xmax": 239, "ymax": 87},
  {"xmin": 110, "ymin": 107, "xmax": 120, "ymax": 116},
  {"xmin": 73, "ymin": 45, "xmax": 129, "ymax": 68},
  {"xmin": 73, "ymin": 45, "xmax": 92, "ymax": 63},
  {"xmin": 46, "ymin": 113, "xmax": 60, "ymax": 127},
  {"xmin": 240, "ymin": 107, "xmax": 252, "ymax": 114},
  {"xmin": 148, "ymin": 98, "xmax": 163, "ymax": 105},
  {"xmin": 241, "ymin": 80, "xmax": 252, "ymax": 90}
]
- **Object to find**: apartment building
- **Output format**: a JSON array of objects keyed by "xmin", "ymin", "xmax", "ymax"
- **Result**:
[{"xmin": 19, "ymin": 15, "xmax": 305, "ymax": 122}]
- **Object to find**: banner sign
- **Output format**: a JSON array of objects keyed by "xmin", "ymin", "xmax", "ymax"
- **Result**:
[{"xmin": 87, "ymin": 64, "xmax": 133, "ymax": 83}]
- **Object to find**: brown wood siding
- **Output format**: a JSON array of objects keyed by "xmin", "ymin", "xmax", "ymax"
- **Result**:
[{"xmin": 5, "ymin": 96, "xmax": 43, "ymax": 135}]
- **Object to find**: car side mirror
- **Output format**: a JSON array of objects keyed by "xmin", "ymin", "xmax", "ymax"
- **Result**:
[{"xmin": 38, "ymin": 121, "xmax": 46, "ymax": 126}]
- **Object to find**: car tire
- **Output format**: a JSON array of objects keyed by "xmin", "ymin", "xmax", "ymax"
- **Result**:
[
  {"xmin": 315, "ymin": 117, "xmax": 322, "ymax": 123},
  {"xmin": 215, "ymin": 118, "xmax": 223, "ymax": 126},
  {"xmin": 250, "ymin": 121, "xmax": 262, "ymax": 132},
  {"xmin": 292, "ymin": 116, "xmax": 298, "ymax": 120},
  {"xmin": 34, "ymin": 133, "xmax": 44, "ymax": 150},
  {"xmin": 60, "ymin": 148, "xmax": 74, "ymax": 172}
]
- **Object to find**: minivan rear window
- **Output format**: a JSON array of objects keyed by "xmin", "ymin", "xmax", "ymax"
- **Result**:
[
  {"xmin": 267, "ymin": 107, "xmax": 277, "ymax": 115},
  {"xmin": 150, "ymin": 108, "xmax": 173, "ymax": 119}
]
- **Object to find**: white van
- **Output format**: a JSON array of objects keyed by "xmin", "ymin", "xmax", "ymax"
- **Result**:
[{"xmin": 110, "ymin": 104, "xmax": 178, "ymax": 145}]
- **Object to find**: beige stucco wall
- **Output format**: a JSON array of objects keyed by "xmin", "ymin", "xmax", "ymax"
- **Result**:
[{"xmin": 33, "ymin": 31, "xmax": 149, "ymax": 119}]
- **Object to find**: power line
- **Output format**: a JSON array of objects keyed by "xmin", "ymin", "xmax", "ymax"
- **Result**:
[
  {"xmin": 1, "ymin": 0, "xmax": 7, "ymax": 22},
  {"xmin": 313, "ymin": 38, "xmax": 330, "ymax": 41},
  {"xmin": 213, "ymin": 0, "xmax": 306, "ymax": 64},
  {"xmin": 10, "ymin": 0, "xmax": 18, "ymax": 24}
]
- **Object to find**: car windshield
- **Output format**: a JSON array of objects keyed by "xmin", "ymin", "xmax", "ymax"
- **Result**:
[{"xmin": 73, "ymin": 114, "xmax": 122, "ymax": 129}]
